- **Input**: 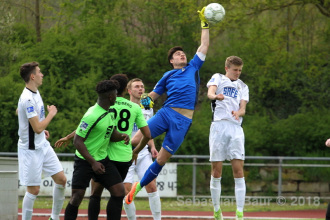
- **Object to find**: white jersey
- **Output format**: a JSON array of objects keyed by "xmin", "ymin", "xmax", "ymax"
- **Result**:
[
  {"xmin": 17, "ymin": 87, "xmax": 49, "ymax": 150},
  {"xmin": 207, "ymin": 73, "xmax": 249, "ymax": 125},
  {"xmin": 132, "ymin": 108, "xmax": 153, "ymax": 153},
  {"xmin": 131, "ymin": 108, "xmax": 153, "ymax": 137}
]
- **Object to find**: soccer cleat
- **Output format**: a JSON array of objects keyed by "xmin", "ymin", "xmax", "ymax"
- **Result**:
[
  {"xmin": 235, "ymin": 210, "xmax": 244, "ymax": 220},
  {"xmin": 214, "ymin": 208, "xmax": 223, "ymax": 220},
  {"xmin": 125, "ymin": 182, "xmax": 142, "ymax": 204}
]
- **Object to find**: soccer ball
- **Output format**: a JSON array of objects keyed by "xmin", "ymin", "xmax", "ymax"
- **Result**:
[{"xmin": 204, "ymin": 3, "xmax": 225, "ymax": 24}]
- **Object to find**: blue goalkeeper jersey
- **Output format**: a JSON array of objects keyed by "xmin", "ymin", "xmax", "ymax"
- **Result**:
[{"xmin": 153, "ymin": 54, "xmax": 204, "ymax": 110}]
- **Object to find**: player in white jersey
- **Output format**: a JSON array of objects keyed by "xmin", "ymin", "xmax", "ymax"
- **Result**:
[
  {"xmin": 123, "ymin": 78, "xmax": 161, "ymax": 220},
  {"xmin": 17, "ymin": 62, "xmax": 67, "ymax": 220},
  {"xmin": 206, "ymin": 56, "xmax": 249, "ymax": 220}
]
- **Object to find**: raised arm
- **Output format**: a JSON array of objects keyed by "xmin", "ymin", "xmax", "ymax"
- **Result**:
[
  {"xmin": 197, "ymin": 7, "xmax": 210, "ymax": 55},
  {"xmin": 197, "ymin": 29, "xmax": 210, "ymax": 55}
]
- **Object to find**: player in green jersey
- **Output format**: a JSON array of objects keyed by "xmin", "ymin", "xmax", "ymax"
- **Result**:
[
  {"xmin": 55, "ymin": 75, "xmax": 152, "ymax": 220},
  {"xmin": 88, "ymin": 74, "xmax": 152, "ymax": 219},
  {"xmin": 64, "ymin": 79, "xmax": 130, "ymax": 220}
]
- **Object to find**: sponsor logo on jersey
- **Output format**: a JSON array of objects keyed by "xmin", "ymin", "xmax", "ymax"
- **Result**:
[
  {"xmin": 40, "ymin": 106, "xmax": 45, "ymax": 119},
  {"xmin": 209, "ymin": 78, "xmax": 215, "ymax": 83},
  {"xmin": 133, "ymin": 123, "xmax": 138, "ymax": 132},
  {"xmin": 27, "ymin": 106, "xmax": 34, "ymax": 113},
  {"xmin": 223, "ymin": 87, "xmax": 238, "ymax": 98},
  {"xmin": 80, "ymin": 121, "xmax": 88, "ymax": 130}
]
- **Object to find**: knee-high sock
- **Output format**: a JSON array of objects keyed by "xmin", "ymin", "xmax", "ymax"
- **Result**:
[
  {"xmin": 140, "ymin": 160, "xmax": 164, "ymax": 187},
  {"xmin": 234, "ymin": 177, "xmax": 246, "ymax": 212},
  {"xmin": 88, "ymin": 195, "xmax": 101, "ymax": 220},
  {"xmin": 51, "ymin": 184, "xmax": 65, "ymax": 220},
  {"xmin": 123, "ymin": 200, "xmax": 136, "ymax": 220},
  {"xmin": 210, "ymin": 176, "xmax": 221, "ymax": 212},
  {"xmin": 64, "ymin": 202, "xmax": 79, "ymax": 220},
  {"xmin": 22, "ymin": 192, "xmax": 36, "ymax": 220},
  {"xmin": 106, "ymin": 196, "xmax": 124, "ymax": 220},
  {"xmin": 148, "ymin": 191, "xmax": 161, "ymax": 220}
]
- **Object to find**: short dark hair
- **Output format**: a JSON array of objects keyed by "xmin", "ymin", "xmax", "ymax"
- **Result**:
[
  {"xmin": 110, "ymin": 74, "xmax": 129, "ymax": 95},
  {"xmin": 95, "ymin": 80, "xmax": 119, "ymax": 97},
  {"xmin": 20, "ymin": 62, "xmax": 39, "ymax": 83},
  {"xmin": 167, "ymin": 46, "xmax": 184, "ymax": 68}
]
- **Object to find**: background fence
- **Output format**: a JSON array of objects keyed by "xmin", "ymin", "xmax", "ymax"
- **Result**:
[{"xmin": 1, "ymin": 152, "xmax": 330, "ymax": 200}]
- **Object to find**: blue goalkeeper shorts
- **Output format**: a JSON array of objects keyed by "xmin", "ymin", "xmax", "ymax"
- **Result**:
[{"xmin": 147, "ymin": 107, "xmax": 192, "ymax": 154}]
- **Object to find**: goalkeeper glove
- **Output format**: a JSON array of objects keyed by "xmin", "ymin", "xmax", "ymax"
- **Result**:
[
  {"xmin": 197, "ymin": 7, "xmax": 209, "ymax": 29},
  {"xmin": 140, "ymin": 93, "xmax": 154, "ymax": 110}
]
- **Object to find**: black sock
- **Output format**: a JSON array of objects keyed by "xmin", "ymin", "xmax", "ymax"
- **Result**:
[
  {"xmin": 88, "ymin": 195, "xmax": 101, "ymax": 220},
  {"xmin": 106, "ymin": 196, "xmax": 124, "ymax": 220},
  {"xmin": 64, "ymin": 202, "xmax": 79, "ymax": 220}
]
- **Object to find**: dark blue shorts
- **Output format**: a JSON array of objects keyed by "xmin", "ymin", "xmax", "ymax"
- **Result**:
[{"xmin": 147, "ymin": 107, "xmax": 192, "ymax": 154}]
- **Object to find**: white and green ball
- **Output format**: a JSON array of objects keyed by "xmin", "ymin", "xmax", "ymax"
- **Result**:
[{"xmin": 204, "ymin": 3, "xmax": 225, "ymax": 24}]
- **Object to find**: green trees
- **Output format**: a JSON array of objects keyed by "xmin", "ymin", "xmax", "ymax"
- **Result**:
[{"xmin": 0, "ymin": 0, "xmax": 329, "ymax": 156}]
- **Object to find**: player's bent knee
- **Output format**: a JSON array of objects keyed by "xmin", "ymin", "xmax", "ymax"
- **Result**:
[
  {"xmin": 55, "ymin": 176, "xmax": 67, "ymax": 186},
  {"xmin": 52, "ymin": 171, "xmax": 67, "ymax": 186},
  {"xmin": 28, "ymin": 186, "xmax": 40, "ymax": 195},
  {"xmin": 145, "ymin": 181, "xmax": 157, "ymax": 193}
]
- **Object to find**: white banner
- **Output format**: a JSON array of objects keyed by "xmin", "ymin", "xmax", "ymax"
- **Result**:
[{"xmin": 18, "ymin": 161, "xmax": 177, "ymax": 198}]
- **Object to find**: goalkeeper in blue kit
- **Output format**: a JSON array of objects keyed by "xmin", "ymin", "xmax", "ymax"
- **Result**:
[{"xmin": 125, "ymin": 7, "xmax": 210, "ymax": 204}]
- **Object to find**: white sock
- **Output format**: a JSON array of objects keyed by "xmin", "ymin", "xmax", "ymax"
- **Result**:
[
  {"xmin": 148, "ymin": 191, "xmax": 161, "ymax": 220},
  {"xmin": 234, "ymin": 177, "xmax": 246, "ymax": 212},
  {"xmin": 22, "ymin": 191, "xmax": 37, "ymax": 220},
  {"xmin": 210, "ymin": 176, "xmax": 221, "ymax": 212},
  {"xmin": 123, "ymin": 200, "xmax": 136, "ymax": 220},
  {"xmin": 51, "ymin": 184, "xmax": 65, "ymax": 220}
]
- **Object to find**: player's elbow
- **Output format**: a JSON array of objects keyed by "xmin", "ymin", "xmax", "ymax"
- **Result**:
[{"xmin": 33, "ymin": 128, "xmax": 44, "ymax": 134}]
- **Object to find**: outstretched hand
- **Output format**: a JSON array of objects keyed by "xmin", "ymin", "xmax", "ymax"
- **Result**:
[
  {"xmin": 197, "ymin": 7, "xmax": 209, "ymax": 29},
  {"xmin": 55, "ymin": 137, "xmax": 71, "ymax": 148}
]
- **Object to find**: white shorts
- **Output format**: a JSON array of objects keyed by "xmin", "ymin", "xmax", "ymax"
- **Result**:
[
  {"xmin": 18, "ymin": 145, "xmax": 63, "ymax": 186},
  {"xmin": 209, "ymin": 120, "xmax": 245, "ymax": 162},
  {"xmin": 123, "ymin": 147, "xmax": 153, "ymax": 183}
]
